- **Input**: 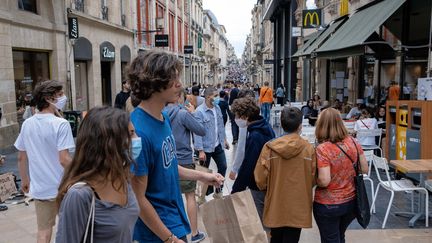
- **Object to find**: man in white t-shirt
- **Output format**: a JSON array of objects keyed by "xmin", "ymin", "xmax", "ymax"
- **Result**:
[{"xmin": 14, "ymin": 80, "xmax": 75, "ymax": 243}]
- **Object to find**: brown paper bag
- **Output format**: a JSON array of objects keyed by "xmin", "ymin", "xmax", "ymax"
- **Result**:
[
  {"xmin": 195, "ymin": 164, "xmax": 212, "ymax": 198},
  {"xmin": 201, "ymin": 190, "xmax": 268, "ymax": 243}
]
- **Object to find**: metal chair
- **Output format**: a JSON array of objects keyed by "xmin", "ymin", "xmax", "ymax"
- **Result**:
[
  {"xmin": 370, "ymin": 155, "xmax": 429, "ymax": 228},
  {"xmin": 363, "ymin": 150, "xmax": 375, "ymax": 213},
  {"xmin": 356, "ymin": 128, "xmax": 383, "ymax": 157}
]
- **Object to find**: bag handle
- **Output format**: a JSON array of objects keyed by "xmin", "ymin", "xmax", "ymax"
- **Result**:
[
  {"xmin": 333, "ymin": 138, "xmax": 361, "ymax": 176},
  {"xmin": 71, "ymin": 182, "xmax": 95, "ymax": 243}
]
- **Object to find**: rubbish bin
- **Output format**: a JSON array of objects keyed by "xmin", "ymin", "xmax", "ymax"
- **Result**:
[
  {"xmin": 63, "ymin": 111, "xmax": 82, "ymax": 137},
  {"xmin": 396, "ymin": 107, "xmax": 408, "ymax": 160}
]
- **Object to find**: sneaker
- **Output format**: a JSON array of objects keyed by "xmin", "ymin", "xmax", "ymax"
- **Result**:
[
  {"xmin": 0, "ymin": 205, "xmax": 8, "ymax": 211},
  {"xmin": 191, "ymin": 231, "xmax": 206, "ymax": 243}
]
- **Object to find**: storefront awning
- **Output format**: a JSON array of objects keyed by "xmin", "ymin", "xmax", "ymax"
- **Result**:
[
  {"xmin": 292, "ymin": 30, "xmax": 323, "ymax": 58},
  {"xmin": 302, "ymin": 17, "xmax": 347, "ymax": 57},
  {"xmin": 315, "ymin": 0, "xmax": 406, "ymax": 58}
]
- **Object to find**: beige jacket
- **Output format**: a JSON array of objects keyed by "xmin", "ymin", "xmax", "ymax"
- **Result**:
[{"xmin": 254, "ymin": 133, "xmax": 316, "ymax": 228}]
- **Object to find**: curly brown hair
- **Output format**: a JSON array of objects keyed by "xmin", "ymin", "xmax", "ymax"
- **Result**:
[
  {"xmin": 231, "ymin": 97, "xmax": 260, "ymax": 122},
  {"xmin": 33, "ymin": 80, "xmax": 63, "ymax": 111},
  {"xmin": 128, "ymin": 50, "xmax": 183, "ymax": 101}
]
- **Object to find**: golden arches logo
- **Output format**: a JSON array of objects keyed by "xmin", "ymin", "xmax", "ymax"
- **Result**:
[{"xmin": 303, "ymin": 12, "xmax": 320, "ymax": 27}]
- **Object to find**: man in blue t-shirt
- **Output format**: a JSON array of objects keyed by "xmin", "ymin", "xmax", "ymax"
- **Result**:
[{"xmin": 128, "ymin": 50, "xmax": 224, "ymax": 243}]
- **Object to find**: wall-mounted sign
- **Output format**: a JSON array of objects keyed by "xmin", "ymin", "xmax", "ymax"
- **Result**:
[
  {"xmin": 100, "ymin": 42, "xmax": 115, "ymax": 62},
  {"xmin": 264, "ymin": 59, "xmax": 274, "ymax": 64},
  {"xmin": 292, "ymin": 27, "xmax": 302, "ymax": 37},
  {"xmin": 184, "ymin": 45, "xmax": 193, "ymax": 54},
  {"xmin": 155, "ymin": 34, "xmax": 169, "ymax": 47},
  {"xmin": 302, "ymin": 9, "xmax": 322, "ymax": 29},
  {"xmin": 68, "ymin": 17, "xmax": 79, "ymax": 39}
]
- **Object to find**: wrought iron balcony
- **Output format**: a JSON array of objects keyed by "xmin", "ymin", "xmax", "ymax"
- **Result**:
[
  {"xmin": 101, "ymin": 6, "xmax": 109, "ymax": 20},
  {"xmin": 74, "ymin": 0, "xmax": 84, "ymax": 12}
]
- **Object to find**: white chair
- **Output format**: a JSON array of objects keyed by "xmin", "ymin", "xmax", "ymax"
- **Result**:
[
  {"xmin": 370, "ymin": 155, "xmax": 429, "ymax": 228},
  {"xmin": 357, "ymin": 128, "xmax": 383, "ymax": 157},
  {"xmin": 363, "ymin": 150, "xmax": 375, "ymax": 213},
  {"xmin": 301, "ymin": 126, "xmax": 316, "ymax": 144},
  {"xmin": 343, "ymin": 121, "xmax": 355, "ymax": 131}
]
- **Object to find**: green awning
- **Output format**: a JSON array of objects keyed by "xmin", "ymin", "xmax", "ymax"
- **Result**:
[
  {"xmin": 302, "ymin": 17, "xmax": 347, "ymax": 57},
  {"xmin": 292, "ymin": 30, "xmax": 322, "ymax": 58},
  {"xmin": 315, "ymin": 0, "xmax": 406, "ymax": 58}
]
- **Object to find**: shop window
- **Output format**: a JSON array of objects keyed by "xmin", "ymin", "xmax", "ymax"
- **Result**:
[
  {"xmin": 74, "ymin": 62, "xmax": 89, "ymax": 111},
  {"xmin": 13, "ymin": 50, "xmax": 50, "ymax": 112},
  {"xmin": 18, "ymin": 0, "xmax": 37, "ymax": 14}
]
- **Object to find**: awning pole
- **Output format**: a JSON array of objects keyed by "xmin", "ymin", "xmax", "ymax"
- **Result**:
[{"xmin": 428, "ymin": 1, "xmax": 432, "ymax": 77}]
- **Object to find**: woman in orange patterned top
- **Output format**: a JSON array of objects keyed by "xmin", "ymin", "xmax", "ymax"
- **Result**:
[{"xmin": 313, "ymin": 108, "xmax": 369, "ymax": 243}]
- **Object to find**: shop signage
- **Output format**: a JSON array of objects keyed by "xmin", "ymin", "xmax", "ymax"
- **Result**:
[
  {"xmin": 302, "ymin": 9, "xmax": 322, "ymax": 29},
  {"xmin": 68, "ymin": 17, "xmax": 79, "ymax": 39},
  {"xmin": 155, "ymin": 34, "xmax": 169, "ymax": 47},
  {"xmin": 417, "ymin": 77, "xmax": 432, "ymax": 100},
  {"xmin": 102, "ymin": 47, "xmax": 115, "ymax": 59},
  {"xmin": 292, "ymin": 27, "xmax": 302, "ymax": 37},
  {"xmin": 264, "ymin": 59, "xmax": 274, "ymax": 64},
  {"xmin": 184, "ymin": 45, "xmax": 193, "ymax": 54}
]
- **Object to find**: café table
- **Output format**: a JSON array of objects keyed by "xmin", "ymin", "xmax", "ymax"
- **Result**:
[{"xmin": 389, "ymin": 159, "xmax": 432, "ymax": 227}]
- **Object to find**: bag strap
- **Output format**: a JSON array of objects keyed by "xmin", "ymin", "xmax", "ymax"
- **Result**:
[
  {"xmin": 71, "ymin": 182, "xmax": 95, "ymax": 243},
  {"xmin": 333, "ymin": 138, "xmax": 361, "ymax": 175},
  {"xmin": 360, "ymin": 119, "xmax": 370, "ymax": 129},
  {"xmin": 261, "ymin": 88, "xmax": 269, "ymax": 99}
]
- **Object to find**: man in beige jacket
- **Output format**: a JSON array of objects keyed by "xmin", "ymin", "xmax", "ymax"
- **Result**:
[{"xmin": 254, "ymin": 107, "xmax": 316, "ymax": 243}]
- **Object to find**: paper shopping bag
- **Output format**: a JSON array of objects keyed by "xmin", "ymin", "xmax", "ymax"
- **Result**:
[
  {"xmin": 195, "ymin": 164, "xmax": 212, "ymax": 198},
  {"xmin": 201, "ymin": 190, "xmax": 268, "ymax": 243}
]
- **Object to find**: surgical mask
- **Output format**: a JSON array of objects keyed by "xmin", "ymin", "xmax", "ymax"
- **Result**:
[
  {"xmin": 54, "ymin": 95, "xmax": 67, "ymax": 110},
  {"xmin": 131, "ymin": 137, "xmax": 142, "ymax": 160},
  {"xmin": 213, "ymin": 97, "xmax": 220, "ymax": 106},
  {"xmin": 235, "ymin": 118, "xmax": 248, "ymax": 128}
]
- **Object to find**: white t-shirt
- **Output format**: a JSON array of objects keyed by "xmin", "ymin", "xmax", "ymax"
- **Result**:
[
  {"xmin": 354, "ymin": 118, "xmax": 378, "ymax": 146},
  {"xmin": 14, "ymin": 113, "xmax": 75, "ymax": 199}
]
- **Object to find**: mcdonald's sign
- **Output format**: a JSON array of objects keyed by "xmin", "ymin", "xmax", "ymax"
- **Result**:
[{"xmin": 302, "ymin": 9, "xmax": 322, "ymax": 28}]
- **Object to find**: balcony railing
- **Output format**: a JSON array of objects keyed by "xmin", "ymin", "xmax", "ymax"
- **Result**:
[
  {"xmin": 121, "ymin": 14, "xmax": 126, "ymax": 26},
  {"xmin": 101, "ymin": 6, "xmax": 109, "ymax": 20},
  {"xmin": 74, "ymin": 0, "xmax": 84, "ymax": 12}
]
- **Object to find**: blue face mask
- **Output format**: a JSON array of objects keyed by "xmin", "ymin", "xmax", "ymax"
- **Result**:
[
  {"xmin": 213, "ymin": 97, "xmax": 220, "ymax": 106},
  {"xmin": 131, "ymin": 137, "xmax": 142, "ymax": 160}
]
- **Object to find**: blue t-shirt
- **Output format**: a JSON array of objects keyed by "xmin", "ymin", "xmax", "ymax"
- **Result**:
[{"xmin": 131, "ymin": 108, "xmax": 191, "ymax": 242}]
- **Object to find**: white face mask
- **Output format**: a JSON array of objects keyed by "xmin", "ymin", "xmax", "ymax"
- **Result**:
[
  {"xmin": 54, "ymin": 95, "xmax": 67, "ymax": 110},
  {"xmin": 235, "ymin": 118, "xmax": 248, "ymax": 128}
]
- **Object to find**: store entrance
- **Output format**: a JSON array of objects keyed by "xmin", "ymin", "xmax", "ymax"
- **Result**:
[{"xmin": 101, "ymin": 61, "xmax": 112, "ymax": 105}]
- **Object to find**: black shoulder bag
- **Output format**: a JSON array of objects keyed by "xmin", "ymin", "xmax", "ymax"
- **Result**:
[{"xmin": 334, "ymin": 138, "xmax": 370, "ymax": 229}]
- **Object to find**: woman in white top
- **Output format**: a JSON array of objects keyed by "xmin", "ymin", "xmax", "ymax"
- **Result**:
[{"xmin": 354, "ymin": 108, "xmax": 378, "ymax": 146}]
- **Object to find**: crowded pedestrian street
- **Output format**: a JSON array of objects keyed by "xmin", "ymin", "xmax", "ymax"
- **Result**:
[
  {"xmin": 1, "ymin": 123, "xmax": 431, "ymax": 242},
  {"xmin": 1, "ymin": 0, "xmax": 432, "ymax": 243}
]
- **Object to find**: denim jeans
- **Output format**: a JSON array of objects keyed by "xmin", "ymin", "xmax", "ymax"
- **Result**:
[
  {"xmin": 270, "ymin": 227, "xmax": 302, "ymax": 243},
  {"xmin": 313, "ymin": 200, "xmax": 356, "ymax": 243},
  {"xmin": 261, "ymin": 103, "xmax": 271, "ymax": 123},
  {"xmin": 203, "ymin": 144, "xmax": 227, "ymax": 178}
]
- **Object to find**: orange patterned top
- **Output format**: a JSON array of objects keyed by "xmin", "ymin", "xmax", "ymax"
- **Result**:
[{"xmin": 314, "ymin": 136, "xmax": 364, "ymax": 205}]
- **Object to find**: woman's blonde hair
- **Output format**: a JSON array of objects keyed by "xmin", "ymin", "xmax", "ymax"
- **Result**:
[{"xmin": 315, "ymin": 108, "xmax": 348, "ymax": 143}]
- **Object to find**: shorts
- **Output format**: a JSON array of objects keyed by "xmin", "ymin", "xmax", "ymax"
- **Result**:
[
  {"xmin": 179, "ymin": 164, "xmax": 197, "ymax": 193},
  {"xmin": 34, "ymin": 199, "xmax": 57, "ymax": 230}
]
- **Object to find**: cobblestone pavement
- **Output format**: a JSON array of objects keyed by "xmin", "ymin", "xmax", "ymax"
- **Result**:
[{"xmin": 0, "ymin": 122, "xmax": 431, "ymax": 242}]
